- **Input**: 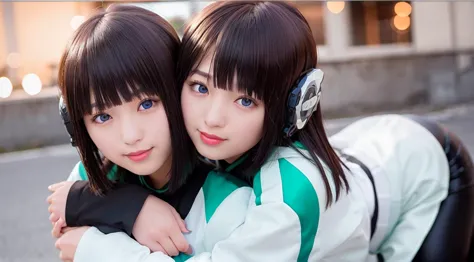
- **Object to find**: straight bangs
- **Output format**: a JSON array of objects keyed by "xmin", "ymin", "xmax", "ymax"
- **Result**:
[
  {"xmin": 181, "ymin": 1, "xmax": 348, "ymax": 205},
  {"xmin": 58, "ymin": 5, "xmax": 195, "ymax": 193},
  {"xmin": 179, "ymin": 1, "xmax": 317, "ymax": 104},
  {"xmin": 60, "ymin": 6, "xmax": 179, "ymax": 119}
]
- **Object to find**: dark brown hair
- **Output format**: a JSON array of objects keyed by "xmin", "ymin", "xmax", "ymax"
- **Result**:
[
  {"xmin": 178, "ymin": 1, "xmax": 348, "ymax": 205},
  {"xmin": 58, "ymin": 4, "xmax": 195, "ymax": 194}
]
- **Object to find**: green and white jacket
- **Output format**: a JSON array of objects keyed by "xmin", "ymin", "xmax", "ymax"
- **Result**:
[
  {"xmin": 70, "ymin": 143, "xmax": 374, "ymax": 262},
  {"xmin": 66, "ymin": 160, "xmax": 252, "ymax": 262}
]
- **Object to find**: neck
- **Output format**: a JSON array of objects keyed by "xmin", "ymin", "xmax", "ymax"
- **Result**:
[
  {"xmin": 224, "ymin": 153, "xmax": 243, "ymax": 164},
  {"xmin": 148, "ymin": 156, "xmax": 172, "ymax": 189}
]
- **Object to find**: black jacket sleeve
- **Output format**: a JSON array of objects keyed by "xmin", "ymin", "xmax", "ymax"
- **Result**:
[{"xmin": 65, "ymin": 181, "xmax": 151, "ymax": 236}]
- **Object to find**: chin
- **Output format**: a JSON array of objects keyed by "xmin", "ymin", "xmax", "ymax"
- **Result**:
[
  {"xmin": 196, "ymin": 146, "xmax": 229, "ymax": 161},
  {"xmin": 127, "ymin": 164, "xmax": 159, "ymax": 176}
]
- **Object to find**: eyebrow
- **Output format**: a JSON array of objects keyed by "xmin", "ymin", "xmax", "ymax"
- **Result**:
[{"xmin": 190, "ymin": 69, "xmax": 213, "ymax": 79}]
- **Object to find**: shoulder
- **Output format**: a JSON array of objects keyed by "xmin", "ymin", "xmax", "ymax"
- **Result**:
[
  {"xmin": 253, "ymin": 146, "xmax": 334, "ymax": 226},
  {"xmin": 202, "ymin": 170, "xmax": 251, "ymax": 222},
  {"xmin": 255, "ymin": 146, "xmax": 332, "ymax": 205},
  {"xmin": 67, "ymin": 161, "xmax": 88, "ymax": 181},
  {"xmin": 203, "ymin": 170, "xmax": 249, "ymax": 194},
  {"xmin": 66, "ymin": 161, "xmax": 119, "ymax": 182},
  {"xmin": 252, "ymin": 147, "xmax": 328, "ymax": 259}
]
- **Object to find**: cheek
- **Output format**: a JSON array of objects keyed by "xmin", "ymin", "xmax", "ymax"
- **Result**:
[
  {"xmin": 149, "ymin": 107, "xmax": 172, "ymax": 147},
  {"xmin": 233, "ymin": 108, "xmax": 265, "ymax": 143},
  {"xmin": 181, "ymin": 91, "xmax": 199, "ymax": 124},
  {"xmin": 249, "ymin": 109, "xmax": 265, "ymax": 142},
  {"xmin": 85, "ymin": 123, "xmax": 115, "ymax": 154}
]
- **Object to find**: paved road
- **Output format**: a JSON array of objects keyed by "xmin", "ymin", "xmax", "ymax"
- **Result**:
[{"xmin": 1, "ymin": 104, "xmax": 474, "ymax": 262}]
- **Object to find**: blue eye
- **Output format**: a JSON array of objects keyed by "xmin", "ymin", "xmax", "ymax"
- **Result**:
[
  {"xmin": 192, "ymin": 83, "xmax": 208, "ymax": 94},
  {"xmin": 236, "ymin": 98, "xmax": 254, "ymax": 107},
  {"xmin": 139, "ymin": 99, "xmax": 154, "ymax": 110},
  {"xmin": 198, "ymin": 85, "xmax": 208, "ymax": 94},
  {"xmin": 94, "ymin": 114, "xmax": 111, "ymax": 124}
]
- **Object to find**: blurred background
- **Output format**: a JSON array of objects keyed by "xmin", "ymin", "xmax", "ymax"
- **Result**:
[{"xmin": 0, "ymin": 1, "xmax": 473, "ymax": 261}]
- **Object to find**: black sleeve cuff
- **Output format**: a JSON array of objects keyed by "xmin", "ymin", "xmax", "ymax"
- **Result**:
[{"xmin": 65, "ymin": 181, "xmax": 150, "ymax": 236}]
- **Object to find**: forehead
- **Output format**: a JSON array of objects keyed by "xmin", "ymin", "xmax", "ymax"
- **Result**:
[
  {"xmin": 88, "ymin": 85, "xmax": 149, "ymax": 110},
  {"xmin": 195, "ymin": 53, "xmax": 214, "ymax": 73},
  {"xmin": 194, "ymin": 53, "xmax": 240, "ymax": 90}
]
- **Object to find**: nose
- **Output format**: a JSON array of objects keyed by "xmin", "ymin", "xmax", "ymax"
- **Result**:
[
  {"xmin": 120, "ymin": 115, "xmax": 143, "ymax": 145},
  {"xmin": 204, "ymin": 96, "xmax": 226, "ymax": 128}
]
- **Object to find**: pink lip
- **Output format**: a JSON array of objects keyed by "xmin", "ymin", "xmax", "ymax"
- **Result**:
[
  {"xmin": 126, "ymin": 148, "xmax": 152, "ymax": 162},
  {"xmin": 200, "ymin": 131, "xmax": 225, "ymax": 146}
]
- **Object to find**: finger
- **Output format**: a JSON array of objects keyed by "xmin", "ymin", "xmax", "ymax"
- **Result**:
[
  {"xmin": 159, "ymin": 237, "xmax": 179, "ymax": 256},
  {"xmin": 61, "ymin": 227, "xmax": 76, "ymax": 234},
  {"xmin": 170, "ymin": 230, "xmax": 192, "ymax": 255},
  {"xmin": 46, "ymin": 194, "xmax": 54, "ymax": 204},
  {"xmin": 52, "ymin": 219, "xmax": 65, "ymax": 238},
  {"xmin": 48, "ymin": 182, "xmax": 66, "ymax": 192},
  {"xmin": 170, "ymin": 208, "xmax": 189, "ymax": 233},
  {"xmin": 52, "ymin": 227, "xmax": 61, "ymax": 239},
  {"xmin": 146, "ymin": 241, "xmax": 167, "ymax": 254},
  {"xmin": 59, "ymin": 251, "xmax": 71, "ymax": 261},
  {"xmin": 52, "ymin": 228, "xmax": 62, "ymax": 239},
  {"xmin": 55, "ymin": 238, "xmax": 61, "ymax": 250},
  {"xmin": 49, "ymin": 212, "xmax": 60, "ymax": 223}
]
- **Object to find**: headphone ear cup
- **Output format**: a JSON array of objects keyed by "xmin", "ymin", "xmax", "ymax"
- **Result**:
[
  {"xmin": 59, "ymin": 96, "xmax": 76, "ymax": 147},
  {"xmin": 283, "ymin": 88, "xmax": 300, "ymax": 137},
  {"xmin": 283, "ymin": 69, "xmax": 324, "ymax": 137}
]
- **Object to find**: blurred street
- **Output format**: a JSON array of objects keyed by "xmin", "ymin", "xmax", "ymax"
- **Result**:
[
  {"xmin": 0, "ymin": 1, "xmax": 473, "ymax": 261},
  {"xmin": 0, "ymin": 104, "xmax": 474, "ymax": 262}
]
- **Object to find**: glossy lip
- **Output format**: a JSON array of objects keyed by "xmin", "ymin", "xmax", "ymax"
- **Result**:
[
  {"xmin": 125, "ymin": 148, "xmax": 153, "ymax": 162},
  {"xmin": 199, "ymin": 131, "xmax": 225, "ymax": 146}
]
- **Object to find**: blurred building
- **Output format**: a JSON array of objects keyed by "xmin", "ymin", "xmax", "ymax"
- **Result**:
[
  {"xmin": 294, "ymin": 1, "xmax": 474, "ymax": 113},
  {"xmin": 0, "ymin": 1, "xmax": 473, "ymax": 151},
  {"xmin": 0, "ymin": 1, "xmax": 473, "ymax": 109}
]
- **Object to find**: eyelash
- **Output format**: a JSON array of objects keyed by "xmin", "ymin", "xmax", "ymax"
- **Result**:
[
  {"xmin": 236, "ymin": 96, "xmax": 258, "ymax": 108},
  {"xmin": 189, "ymin": 80, "xmax": 208, "ymax": 93},
  {"xmin": 90, "ymin": 98, "xmax": 159, "ymax": 123},
  {"xmin": 91, "ymin": 113, "xmax": 110, "ymax": 124},
  {"xmin": 188, "ymin": 79, "xmax": 258, "ymax": 104}
]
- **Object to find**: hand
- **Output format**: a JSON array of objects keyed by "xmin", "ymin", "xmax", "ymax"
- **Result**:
[
  {"xmin": 51, "ymin": 218, "xmax": 67, "ymax": 238},
  {"xmin": 133, "ymin": 195, "xmax": 192, "ymax": 256},
  {"xmin": 55, "ymin": 226, "xmax": 90, "ymax": 261},
  {"xmin": 47, "ymin": 181, "xmax": 75, "ymax": 224}
]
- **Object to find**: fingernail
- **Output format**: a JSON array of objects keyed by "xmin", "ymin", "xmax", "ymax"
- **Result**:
[{"xmin": 186, "ymin": 246, "xmax": 194, "ymax": 255}]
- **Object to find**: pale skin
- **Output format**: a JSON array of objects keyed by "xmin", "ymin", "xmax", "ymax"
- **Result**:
[
  {"xmin": 181, "ymin": 54, "xmax": 265, "ymax": 163},
  {"xmin": 48, "ymin": 55, "xmax": 266, "ymax": 260},
  {"xmin": 47, "ymin": 95, "xmax": 192, "ymax": 259}
]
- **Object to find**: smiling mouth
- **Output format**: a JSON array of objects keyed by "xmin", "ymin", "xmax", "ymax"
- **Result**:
[
  {"xmin": 199, "ymin": 131, "xmax": 225, "ymax": 146},
  {"xmin": 125, "ymin": 148, "xmax": 153, "ymax": 162}
]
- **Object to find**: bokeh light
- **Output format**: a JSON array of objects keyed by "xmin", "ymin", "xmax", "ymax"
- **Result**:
[
  {"xmin": 394, "ymin": 2, "xmax": 412, "ymax": 17},
  {"xmin": 22, "ymin": 73, "xmax": 42, "ymax": 95},
  {"xmin": 393, "ymin": 15, "xmax": 411, "ymax": 31},
  {"xmin": 0, "ymin": 77, "xmax": 13, "ymax": 98},
  {"xmin": 327, "ymin": 1, "xmax": 345, "ymax": 14},
  {"xmin": 70, "ymin": 16, "xmax": 85, "ymax": 30}
]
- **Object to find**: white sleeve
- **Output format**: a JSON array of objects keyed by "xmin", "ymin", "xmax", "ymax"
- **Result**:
[
  {"xmin": 72, "ymin": 155, "xmax": 374, "ymax": 262},
  {"xmin": 75, "ymin": 227, "xmax": 174, "ymax": 262},
  {"xmin": 73, "ymin": 157, "xmax": 323, "ymax": 262},
  {"xmin": 66, "ymin": 161, "xmax": 83, "ymax": 181},
  {"xmin": 74, "ymin": 201, "xmax": 305, "ymax": 262},
  {"xmin": 378, "ymin": 138, "xmax": 450, "ymax": 262}
]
